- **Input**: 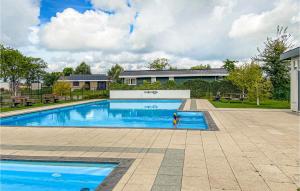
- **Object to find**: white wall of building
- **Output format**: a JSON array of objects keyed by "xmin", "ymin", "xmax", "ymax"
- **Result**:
[
  {"xmin": 110, "ymin": 90, "xmax": 190, "ymax": 99},
  {"xmin": 0, "ymin": 82, "xmax": 10, "ymax": 90},
  {"xmin": 290, "ymin": 57, "xmax": 300, "ymax": 112}
]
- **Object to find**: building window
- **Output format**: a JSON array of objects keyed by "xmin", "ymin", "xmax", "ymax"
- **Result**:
[
  {"xmin": 73, "ymin": 81, "xmax": 79, "ymax": 86},
  {"xmin": 125, "ymin": 78, "xmax": 136, "ymax": 85}
]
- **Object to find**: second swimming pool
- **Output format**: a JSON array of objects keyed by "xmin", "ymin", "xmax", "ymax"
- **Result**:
[
  {"xmin": 0, "ymin": 160, "xmax": 117, "ymax": 191},
  {"xmin": 0, "ymin": 100, "xmax": 208, "ymax": 129}
]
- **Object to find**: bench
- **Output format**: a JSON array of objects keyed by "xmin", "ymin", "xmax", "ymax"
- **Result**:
[
  {"xmin": 11, "ymin": 96, "xmax": 35, "ymax": 107},
  {"xmin": 42, "ymin": 94, "xmax": 59, "ymax": 103}
]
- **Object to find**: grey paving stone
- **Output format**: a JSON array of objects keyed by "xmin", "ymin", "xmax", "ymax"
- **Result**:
[
  {"xmin": 158, "ymin": 166, "xmax": 183, "ymax": 176},
  {"xmin": 151, "ymin": 185, "xmax": 181, "ymax": 191},
  {"xmin": 154, "ymin": 175, "xmax": 182, "ymax": 186},
  {"xmin": 164, "ymin": 152, "xmax": 185, "ymax": 160},
  {"xmin": 161, "ymin": 158, "xmax": 184, "ymax": 167},
  {"xmin": 190, "ymin": 99, "xmax": 197, "ymax": 110},
  {"xmin": 148, "ymin": 148, "xmax": 166, "ymax": 153}
]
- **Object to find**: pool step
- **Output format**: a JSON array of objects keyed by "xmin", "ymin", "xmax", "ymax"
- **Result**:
[{"xmin": 175, "ymin": 111, "xmax": 208, "ymax": 129}]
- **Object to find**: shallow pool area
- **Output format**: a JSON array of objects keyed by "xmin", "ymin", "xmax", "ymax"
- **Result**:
[
  {"xmin": 0, "ymin": 100, "xmax": 208, "ymax": 129},
  {"xmin": 0, "ymin": 160, "xmax": 117, "ymax": 191}
]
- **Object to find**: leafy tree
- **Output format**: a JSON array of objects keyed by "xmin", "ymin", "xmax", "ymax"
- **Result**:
[
  {"xmin": 0, "ymin": 45, "xmax": 28, "ymax": 95},
  {"xmin": 24, "ymin": 57, "xmax": 47, "ymax": 88},
  {"xmin": 228, "ymin": 63, "xmax": 271, "ymax": 105},
  {"xmin": 74, "ymin": 62, "xmax": 91, "ymax": 74},
  {"xmin": 254, "ymin": 26, "xmax": 294, "ymax": 100},
  {"xmin": 191, "ymin": 64, "xmax": 211, "ymax": 70},
  {"xmin": 169, "ymin": 66, "xmax": 178, "ymax": 70},
  {"xmin": 245, "ymin": 63, "xmax": 272, "ymax": 105},
  {"xmin": 108, "ymin": 64, "xmax": 124, "ymax": 82},
  {"xmin": 227, "ymin": 64, "xmax": 249, "ymax": 98},
  {"xmin": 53, "ymin": 81, "xmax": 71, "ymax": 96},
  {"xmin": 223, "ymin": 59, "xmax": 237, "ymax": 72},
  {"xmin": 43, "ymin": 72, "xmax": 62, "ymax": 87},
  {"xmin": 63, "ymin": 67, "xmax": 74, "ymax": 76},
  {"xmin": 148, "ymin": 58, "xmax": 169, "ymax": 70}
]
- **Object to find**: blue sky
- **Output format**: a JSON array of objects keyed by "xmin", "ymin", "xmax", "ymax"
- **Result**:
[{"xmin": 40, "ymin": 0, "xmax": 93, "ymax": 23}]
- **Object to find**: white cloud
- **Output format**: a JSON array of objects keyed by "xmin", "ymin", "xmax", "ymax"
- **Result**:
[
  {"xmin": 3, "ymin": 0, "xmax": 300, "ymax": 73},
  {"xmin": 0, "ymin": 0, "xmax": 39, "ymax": 46},
  {"xmin": 39, "ymin": 8, "xmax": 130, "ymax": 51},
  {"xmin": 229, "ymin": 0, "xmax": 299, "ymax": 39},
  {"xmin": 90, "ymin": 0, "xmax": 128, "ymax": 11}
]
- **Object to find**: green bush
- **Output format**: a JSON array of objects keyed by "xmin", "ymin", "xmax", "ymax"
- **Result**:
[
  {"xmin": 183, "ymin": 80, "xmax": 210, "ymax": 98},
  {"xmin": 109, "ymin": 82, "xmax": 133, "ymax": 90},
  {"xmin": 134, "ymin": 81, "xmax": 162, "ymax": 90},
  {"xmin": 83, "ymin": 94, "xmax": 108, "ymax": 99},
  {"xmin": 210, "ymin": 80, "xmax": 240, "ymax": 96}
]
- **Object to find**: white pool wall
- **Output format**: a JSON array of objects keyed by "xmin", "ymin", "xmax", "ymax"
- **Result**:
[{"xmin": 110, "ymin": 90, "xmax": 190, "ymax": 99}]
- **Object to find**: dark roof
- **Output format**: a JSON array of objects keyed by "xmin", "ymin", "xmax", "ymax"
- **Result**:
[
  {"xmin": 119, "ymin": 68, "xmax": 228, "ymax": 77},
  {"xmin": 59, "ymin": 74, "xmax": 109, "ymax": 81},
  {"xmin": 280, "ymin": 47, "xmax": 300, "ymax": 60}
]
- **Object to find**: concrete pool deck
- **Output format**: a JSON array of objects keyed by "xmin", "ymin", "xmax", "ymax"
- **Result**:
[{"xmin": 0, "ymin": 99, "xmax": 299, "ymax": 191}]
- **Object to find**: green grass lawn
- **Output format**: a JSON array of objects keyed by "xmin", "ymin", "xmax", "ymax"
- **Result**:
[
  {"xmin": 0, "ymin": 99, "xmax": 86, "ymax": 113},
  {"xmin": 210, "ymin": 99, "xmax": 290, "ymax": 109}
]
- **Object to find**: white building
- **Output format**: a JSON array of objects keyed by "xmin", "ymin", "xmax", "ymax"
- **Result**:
[{"xmin": 280, "ymin": 47, "xmax": 300, "ymax": 112}]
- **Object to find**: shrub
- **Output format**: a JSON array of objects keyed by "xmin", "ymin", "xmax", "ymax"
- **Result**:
[
  {"xmin": 210, "ymin": 80, "xmax": 240, "ymax": 96},
  {"xmin": 134, "ymin": 81, "xmax": 162, "ymax": 90},
  {"xmin": 109, "ymin": 82, "xmax": 133, "ymax": 90},
  {"xmin": 183, "ymin": 80, "xmax": 210, "ymax": 98},
  {"xmin": 53, "ymin": 81, "xmax": 71, "ymax": 96},
  {"xmin": 83, "ymin": 94, "xmax": 108, "ymax": 99}
]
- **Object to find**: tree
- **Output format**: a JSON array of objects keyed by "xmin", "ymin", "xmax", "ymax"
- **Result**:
[
  {"xmin": 43, "ymin": 72, "xmax": 62, "ymax": 87},
  {"xmin": 74, "ymin": 62, "xmax": 91, "ymax": 74},
  {"xmin": 228, "ymin": 63, "xmax": 271, "ymax": 105},
  {"xmin": 108, "ymin": 64, "xmax": 124, "ymax": 82},
  {"xmin": 254, "ymin": 26, "xmax": 294, "ymax": 100},
  {"xmin": 0, "ymin": 45, "xmax": 28, "ymax": 95},
  {"xmin": 191, "ymin": 64, "xmax": 211, "ymax": 70},
  {"xmin": 245, "ymin": 63, "xmax": 271, "ymax": 105},
  {"xmin": 223, "ymin": 59, "xmax": 237, "ymax": 72},
  {"xmin": 63, "ymin": 67, "xmax": 74, "ymax": 76},
  {"xmin": 24, "ymin": 57, "xmax": 47, "ymax": 88},
  {"xmin": 148, "ymin": 58, "xmax": 169, "ymax": 70},
  {"xmin": 169, "ymin": 66, "xmax": 178, "ymax": 70},
  {"xmin": 227, "ymin": 64, "xmax": 249, "ymax": 98},
  {"xmin": 53, "ymin": 81, "xmax": 71, "ymax": 96}
]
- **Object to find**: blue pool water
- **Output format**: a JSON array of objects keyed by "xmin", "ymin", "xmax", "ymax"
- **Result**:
[
  {"xmin": 0, "ymin": 160, "xmax": 116, "ymax": 191},
  {"xmin": 0, "ymin": 100, "xmax": 208, "ymax": 129}
]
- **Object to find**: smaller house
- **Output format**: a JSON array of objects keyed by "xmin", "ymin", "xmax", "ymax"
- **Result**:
[
  {"xmin": 58, "ymin": 74, "xmax": 111, "ymax": 90},
  {"xmin": 119, "ymin": 68, "xmax": 228, "ymax": 85},
  {"xmin": 280, "ymin": 47, "xmax": 300, "ymax": 112}
]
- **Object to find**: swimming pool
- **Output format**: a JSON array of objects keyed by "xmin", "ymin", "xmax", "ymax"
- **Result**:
[
  {"xmin": 0, "ymin": 100, "xmax": 208, "ymax": 129},
  {"xmin": 0, "ymin": 160, "xmax": 117, "ymax": 191}
]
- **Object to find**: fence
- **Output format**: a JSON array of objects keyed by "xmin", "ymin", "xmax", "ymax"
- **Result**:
[{"xmin": 0, "ymin": 87, "xmax": 108, "ymax": 108}]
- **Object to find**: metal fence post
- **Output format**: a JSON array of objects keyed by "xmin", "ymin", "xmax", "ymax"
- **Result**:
[{"xmin": 70, "ymin": 88, "xmax": 72, "ymax": 100}]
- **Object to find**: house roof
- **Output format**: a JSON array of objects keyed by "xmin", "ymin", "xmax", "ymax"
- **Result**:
[
  {"xmin": 119, "ymin": 68, "xmax": 228, "ymax": 78},
  {"xmin": 280, "ymin": 47, "xmax": 300, "ymax": 60},
  {"xmin": 58, "ymin": 74, "xmax": 110, "ymax": 81}
]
